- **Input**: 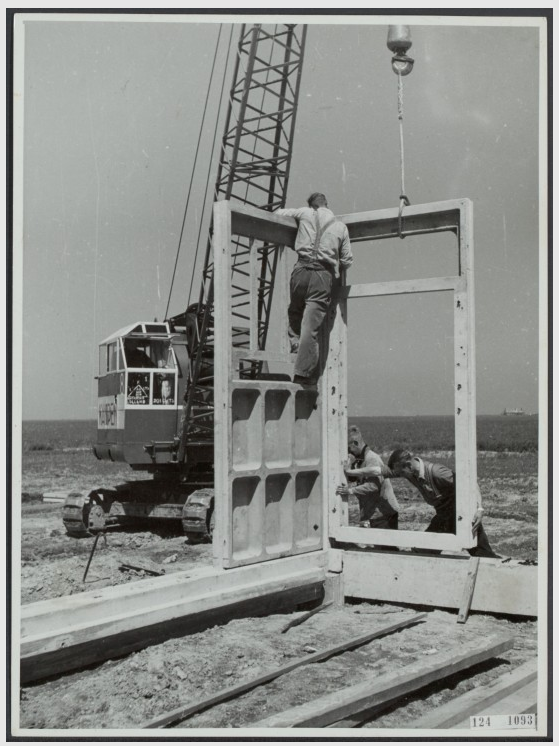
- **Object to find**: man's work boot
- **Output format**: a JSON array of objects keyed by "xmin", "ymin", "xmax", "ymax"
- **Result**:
[{"xmin": 293, "ymin": 374, "xmax": 317, "ymax": 389}]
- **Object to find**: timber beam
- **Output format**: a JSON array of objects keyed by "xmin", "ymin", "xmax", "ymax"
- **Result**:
[
  {"xmin": 342, "ymin": 550, "xmax": 537, "ymax": 617},
  {"xmin": 20, "ymin": 551, "xmax": 327, "ymax": 684}
]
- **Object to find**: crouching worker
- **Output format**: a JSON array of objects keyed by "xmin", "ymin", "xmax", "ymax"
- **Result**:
[
  {"xmin": 336, "ymin": 426, "xmax": 399, "ymax": 530},
  {"xmin": 386, "ymin": 449, "xmax": 499, "ymax": 558}
]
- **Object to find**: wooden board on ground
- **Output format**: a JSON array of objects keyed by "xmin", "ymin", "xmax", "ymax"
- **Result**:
[
  {"xmin": 457, "ymin": 556, "xmax": 480, "ymax": 623},
  {"xmin": 410, "ymin": 659, "xmax": 537, "ymax": 729},
  {"xmin": 143, "ymin": 613, "xmax": 426, "ymax": 729},
  {"xmin": 251, "ymin": 635, "xmax": 515, "ymax": 728},
  {"xmin": 451, "ymin": 680, "xmax": 538, "ymax": 729},
  {"xmin": 342, "ymin": 550, "xmax": 537, "ymax": 617},
  {"xmin": 43, "ymin": 491, "xmax": 83, "ymax": 503}
]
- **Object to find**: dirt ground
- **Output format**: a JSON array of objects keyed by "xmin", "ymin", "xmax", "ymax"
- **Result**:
[{"xmin": 16, "ymin": 450, "xmax": 540, "ymax": 731}]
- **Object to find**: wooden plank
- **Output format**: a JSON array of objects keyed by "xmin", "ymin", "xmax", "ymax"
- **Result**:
[
  {"xmin": 410, "ymin": 659, "xmax": 537, "ymax": 728},
  {"xmin": 249, "ymin": 236, "xmax": 258, "ymax": 348},
  {"xmin": 251, "ymin": 635, "xmax": 515, "ymax": 728},
  {"xmin": 457, "ymin": 556, "xmax": 480, "ymax": 623},
  {"xmin": 143, "ymin": 612, "xmax": 427, "ymax": 729},
  {"xmin": 231, "ymin": 348, "xmax": 296, "ymax": 365},
  {"xmin": 338, "ymin": 276, "xmax": 460, "ymax": 300},
  {"xmin": 281, "ymin": 601, "xmax": 333, "ymax": 633},
  {"xmin": 343, "ymin": 551, "xmax": 537, "ymax": 616},
  {"xmin": 452, "ymin": 680, "xmax": 538, "ymax": 728},
  {"xmin": 279, "ymin": 245, "xmax": 289, "ymax": 354}
]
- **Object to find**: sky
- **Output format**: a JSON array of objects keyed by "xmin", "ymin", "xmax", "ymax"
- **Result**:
[{"xmin": 15, "ymin": 13, "xmax": 544, "ymax": 419}]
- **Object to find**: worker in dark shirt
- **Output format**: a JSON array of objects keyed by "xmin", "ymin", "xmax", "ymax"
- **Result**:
[
  {"xmin": 386, "ymin": 449, "xmax": 499, "ymax": 557},
  {"xmin": 276, "ymin": 192, "xmax": 353, "ymax": 386}
]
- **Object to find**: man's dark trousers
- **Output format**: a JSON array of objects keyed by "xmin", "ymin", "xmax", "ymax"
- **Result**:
[
  {"xmin": 426, "ymin": 500, "xmax": 499, "ymax": 558},
  {"xmin": 288, "ymin": 260, "xmax": 333, "ymax": 379}
]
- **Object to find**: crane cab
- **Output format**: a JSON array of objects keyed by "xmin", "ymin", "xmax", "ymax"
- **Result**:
[{"xmin": 94, "ymin": 322, "xmax": 189, "ymax": 468}]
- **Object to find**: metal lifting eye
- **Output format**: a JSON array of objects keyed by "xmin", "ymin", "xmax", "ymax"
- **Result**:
[{"xmin": 387, "ymin": 25, "xmax": 414, "ymax": 76}]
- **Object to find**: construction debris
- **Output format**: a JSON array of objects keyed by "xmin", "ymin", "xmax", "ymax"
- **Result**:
[
  {"xmin": 281, "ymin": 601, "xmax": 333, "ymax": 633},
  {"xmin": 119, "ymin": 562, "xmax": 165, "ymax": 577}
]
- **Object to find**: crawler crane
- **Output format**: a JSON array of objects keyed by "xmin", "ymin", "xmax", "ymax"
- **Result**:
[{"xmin": 62, "ymin": 24, "xmax": 307, "ymax": 540}]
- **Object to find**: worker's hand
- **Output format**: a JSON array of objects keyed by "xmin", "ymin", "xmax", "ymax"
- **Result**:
[
  {"xmin": 336, "ymin": 484, "xmax": 352, "ymax": 498},
  {"xmin": 471, "ymin": 508, "xmax": 484, "ymax": 536}
]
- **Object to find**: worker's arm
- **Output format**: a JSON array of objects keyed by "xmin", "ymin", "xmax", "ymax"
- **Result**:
[
  {"xmin": 275, "ymin": 207, "xmax": 307, "ymax": 219},
  {"xmin": 343, "ymin": 463, "xmax": 391, "ymax": 479},
  {"xmin": 339, "ymin": 228, "xmax": 353, "ymax": 270},
  {"xmin": 336, "ymin": 481, "xmax": 379, "ymax": 498}
]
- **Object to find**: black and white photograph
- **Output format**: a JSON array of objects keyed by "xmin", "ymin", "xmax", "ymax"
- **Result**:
[{"xmin": 10, "ymin": 10, "xmax": 549, "ymax": 739}]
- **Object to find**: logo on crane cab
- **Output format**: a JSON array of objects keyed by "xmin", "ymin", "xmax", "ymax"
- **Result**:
[{"xmin": 98, "ymin": 396, "xmax": 123, "ymax": 429}]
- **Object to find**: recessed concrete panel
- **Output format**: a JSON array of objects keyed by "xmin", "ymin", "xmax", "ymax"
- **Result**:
[
  {"xmin": 294, "ymin": 390, "xmax": 320, "ymax": 465},
  {"xmin": 231, "ymin": 389, "xmax": 262, "ymax": 471},
  {"xmin": 264, "ymin": 390, "xmax": 292, "ymax": 468},
  {"xmin": 265, "ymin": 473, "xmax": 293, "ymax": 553},
  {"xmin": 294, "ymin": 470, "xmax": 322, "ymax": 549},
  {"xmin": 232, "ymin": 476, "xmax": 263, "ymax": 561}
]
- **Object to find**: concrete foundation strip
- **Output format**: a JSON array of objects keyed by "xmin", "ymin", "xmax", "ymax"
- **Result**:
[
  {"xmin": 250, "ymin": 634, "xmax": 515, "ymax": 728},
  {"xmin": 143, "ymin": 612, "xmax": 427, "ymax": 728}
]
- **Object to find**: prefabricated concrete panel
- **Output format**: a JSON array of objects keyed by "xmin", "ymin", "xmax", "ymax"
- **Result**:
[{"xmin": 213, "ymin": 202, "xmax": 324, "ymax": 569}]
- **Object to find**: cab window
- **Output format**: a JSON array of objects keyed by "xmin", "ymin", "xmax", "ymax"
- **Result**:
[
  {"xmin": 108, "ymin": 341, "xmax": 123, "ymax": 372},
  {"xmin": 123, "ymin": 338, "xmax": 176, "ymax": 369}
]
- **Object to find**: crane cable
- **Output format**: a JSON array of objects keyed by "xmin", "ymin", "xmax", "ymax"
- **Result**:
[
  {"xmin": 387, "ymin": 25, "xmax": 414, "ymax": 239},
  {"xmin": 397, "ymin": 71, "xmax": 410, "ymax": 239},
  {"xmin": 186, "ymin": 24, "xmax": 235, "ymax": 309},
  {"xmin": 165, "ymin": 24, "xmax": 224, "ymax": 320}
]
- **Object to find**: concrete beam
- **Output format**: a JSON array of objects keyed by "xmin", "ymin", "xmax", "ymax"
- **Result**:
[
  {"xmin": 342, "ymin": 551, "xmax": 537, "ymax": 617},
  {"xmin": 20, "ymin": 551, "xmax": 328, "ymax": 683}
]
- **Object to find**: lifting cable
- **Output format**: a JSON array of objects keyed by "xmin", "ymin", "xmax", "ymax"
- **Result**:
[
  {"xmin": 165, "ymin": 24, "xmax": 224, "ymax": 320},
  {"xmin": 387, "ymin": 25, "xmax": 414, "ymax": 239},
  {"xmin": 187, "ymin": 24, "xmax": 275, "ymax": 308},
  {"xmin": 186, "ymin": 24, "xmax": 235, "ymax": 309}
]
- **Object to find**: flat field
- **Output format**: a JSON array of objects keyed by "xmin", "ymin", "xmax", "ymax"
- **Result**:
[{"xmin": 15, "ymin": 416, "xmax": 542, "ymax": 731}]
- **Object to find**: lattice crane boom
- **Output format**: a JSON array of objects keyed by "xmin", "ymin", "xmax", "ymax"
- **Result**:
[{"xmin": 177, "ymin": 23, "xmax": 307, "ymax": 462}]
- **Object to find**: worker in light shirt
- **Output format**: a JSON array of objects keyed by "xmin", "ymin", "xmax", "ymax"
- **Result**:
[
  {"xmin": 276, "ymin": 192, "xmax": 353, "ymax": 387},
  {"xmin": 335, "ymin": 426, "xmax": 399, "ymax": 530}
]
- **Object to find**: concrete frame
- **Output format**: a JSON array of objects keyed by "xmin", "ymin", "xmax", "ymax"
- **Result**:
[
  {"xmin": 215, "ymin": 199, "xmax": 478, "ymax": 558},
  {"xmin": 326, "ymin": 199, "xmax": 477, "ymax": 551}
]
